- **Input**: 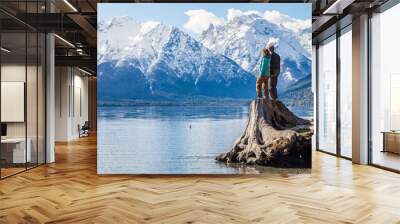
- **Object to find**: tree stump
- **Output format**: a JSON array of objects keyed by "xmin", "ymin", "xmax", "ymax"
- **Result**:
[{"xmin": 216, "ymin": 98, "xmax": 312, "ymax": 168}]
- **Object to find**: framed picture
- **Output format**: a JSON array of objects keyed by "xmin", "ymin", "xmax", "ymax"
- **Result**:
[{"xmin": 97, "ymin": 3, "xmax": 312, "ymax": 174}]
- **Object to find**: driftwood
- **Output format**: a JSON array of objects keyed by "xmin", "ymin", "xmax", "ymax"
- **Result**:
[{"xmin": 216, "ymin": 98, "xmax": 312, "ymax": 168}]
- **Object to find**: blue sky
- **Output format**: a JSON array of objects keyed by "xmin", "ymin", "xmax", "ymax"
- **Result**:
[{"xmin": 98, "ymin": 3, "xmax": 311, "ymax": 35}]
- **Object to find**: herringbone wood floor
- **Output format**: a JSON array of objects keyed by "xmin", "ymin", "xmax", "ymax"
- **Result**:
[{"xmin": 1, "ymin": 135, "xmax": 400, "ymax": 224}]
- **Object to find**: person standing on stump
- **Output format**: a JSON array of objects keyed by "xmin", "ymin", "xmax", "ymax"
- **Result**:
[
  {"xmin": 256, "ymin": 48, "xmax": 272, "ymax": 99},
  {"xmin": 268, "ymin": 42, "xmax": 280, "ymax": 100}
]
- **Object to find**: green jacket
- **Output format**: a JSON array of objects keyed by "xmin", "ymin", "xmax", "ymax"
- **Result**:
[{"xmin": 259, "ymin": 56, "xmax": 271, "ymax": 77}]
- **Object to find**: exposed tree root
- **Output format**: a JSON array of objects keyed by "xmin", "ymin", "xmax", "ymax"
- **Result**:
[{"xmin": 216, "ymin": 98, "xmax": 312, "ymax": 168}]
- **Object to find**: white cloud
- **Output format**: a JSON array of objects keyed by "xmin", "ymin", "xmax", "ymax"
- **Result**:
[
  {"xmin": 183, "ymin": 9, "xmax": 225, "ymax": 34},
  {"xmin": 263, "ymin": 10, "xmax": 311, "ymax": 32},
  {"xmin": 183, "ymin": 8, "xmax": 310, "ymax": 35},
  {"xmin": 226, "ymin": 8, "xmax": 261, "ymax": 21}
]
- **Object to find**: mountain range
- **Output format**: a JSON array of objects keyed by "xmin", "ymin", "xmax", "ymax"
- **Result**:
[
  {"xmin": 199, "ymin": 12, "xmax": 311, "ymax": 91},
  {"xmin": 98, "ymin": 13, "xmax": 312, "ymax": 105}
]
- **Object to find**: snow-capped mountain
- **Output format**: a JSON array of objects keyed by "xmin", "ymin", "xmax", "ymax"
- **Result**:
[
  {"xmin": 199, "ymin": 12, "xmax": 311, "ymax": 91},
  {"xmin": 296, "ymin": 28, "xmax": 312, "ymax": 58},
  {"xmin": 98, "ymin": 17, "xmax": 255, "ymax": 100}
]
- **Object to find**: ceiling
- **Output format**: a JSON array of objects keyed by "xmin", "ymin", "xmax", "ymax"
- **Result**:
[
  {"xmin": 0, "ymin": 0, "xmax": 97, "ymax": 74},
  {"xmin": 311, "ymin": 0, "xmax": 390, "ymax": 44}
]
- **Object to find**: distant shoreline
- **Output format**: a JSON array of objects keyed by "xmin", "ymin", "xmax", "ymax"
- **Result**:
[
  {"xmin": 98, "ymin": 98, "xmax": 252, "ymax": 107},
  {"xmin": 98, "ymin": 98, "xmax": 313, "ymax": 109}
]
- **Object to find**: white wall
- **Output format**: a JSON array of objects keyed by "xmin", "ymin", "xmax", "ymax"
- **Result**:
[
  {"xmin": 1, "ymin": 65, "xmax": 27, "ymax": 139},
  {"xmin": 71, "ymin": 73, "xmax": 89, "ymax": 138},
  {"xmin": 1, "ymin": 65, "xmax": 41, "ymax": 138},
  {"xmin": 55, "ymin": 67, "xmax": 89, "ymax": 141},
  {"xmin": 1, "ymin": 63, "xmax": 46, "ymax": 164},
  {"xmin": 55, "ymin": 66, "xmax": 69, "ymax": 141}
]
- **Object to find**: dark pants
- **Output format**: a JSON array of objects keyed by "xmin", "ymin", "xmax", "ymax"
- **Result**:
[
  {"xmin": 270, "ymin": 75, "xmax": 278, "ymax": 100},
  {"xmin": 256, "ymin": 76, "xmax": 269, "ymax": 98}
]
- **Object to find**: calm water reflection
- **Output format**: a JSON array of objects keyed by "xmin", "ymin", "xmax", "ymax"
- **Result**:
[{"xmin": 98, "ymin": 104, "xmax": 312, "ymax": 174}]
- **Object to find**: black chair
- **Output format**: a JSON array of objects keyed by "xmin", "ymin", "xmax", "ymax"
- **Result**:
[{"xmin": 79, "ymin": 121, "xmax": 90, "ymax": 138}]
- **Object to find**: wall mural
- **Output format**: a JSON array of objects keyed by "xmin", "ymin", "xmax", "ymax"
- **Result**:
[{"xmin": 97, "ymin": 3, "xmax": 313, "ymax": 174}]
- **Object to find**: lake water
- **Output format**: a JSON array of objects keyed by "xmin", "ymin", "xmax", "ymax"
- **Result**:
[{"xmin": 97, "ymin": 104, "xmax": 312, "ymax": 174}]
